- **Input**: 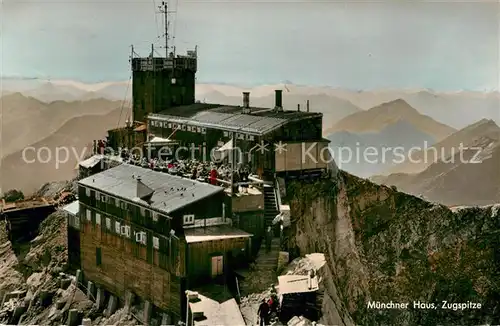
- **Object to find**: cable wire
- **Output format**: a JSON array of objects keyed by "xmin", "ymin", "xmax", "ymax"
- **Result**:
[{"xmin": 117, "ymin": 76, "xmax": 132, "ymax": 129}]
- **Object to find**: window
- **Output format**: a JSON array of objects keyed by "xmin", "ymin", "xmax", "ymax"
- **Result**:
[
  {"xmin": 135, "ymin": 231, "xmax": 147, "ymax": 245},
  {"xmin": 163, "ymin": 122, "xmax": 168, "ymax": 128},
  {"xmin": 100, "ymin": 194, "xmax": 106, "ymax": 202},
  {"xmin": 74, "ymin": 215, "xmax": 80, "ymax": 228},
  {"xmin": 139, "ymin": 206, "xmax": 146, "ymax": 216},
  {"xmin": 95, "ymin": 213, "xmax": 101, "ymax": 225},
  {"xmin": 115, "ymin": 221, "xmax": 121, "ymax": 233},
  {"xmin": 223, "ymin": 131, "xmax": 229, "ymax": 137},
  {"xmin": 95, "ymin": 191, "xmax": 100, "ymax": 200},
  {"xmin": 85, "ymin": 187, "xmax": 91, "ymax": 197},
  {"xmin": 86, "ymin": 209, "xmax": 91, "ymax": 222},
  {"xmin": 105, "ymin": 217, "xmax": 111, "ymax": 230},
  {"xmin": 153, "ymin": 236, "xmax": 159, "ymax": 249},
  {"xmin": 167, "ymin": 123, "xmax": 172, "ymax": 128},
  {"xmin": 120, "ymin": 200, "xmax": 126, "ymax": 209},
  {"xmin": 201, "ymin": 128, "xmax": 206, "ymax": 134},
  {"xmin": 183, "ymin": 214, "xmax": 195, "ymax": 225},
  {"xmin": 196, "ymin": 127, "xmax": 201, "ymax": 133},
  {"xmin": 187, "ymin": 126, "xmax": 192, "ymax": 132},
  {"xmin": 237, "ymin": 133, "xmax": 245, "ymax": 140},
  {"xmin": 121, "ymin": 225, "xmax": 131, "ymax": 238},
  {"xmin": 152, "ymin": 211, "xmax": 158, "ymax": 222},
  {"xmin": 108, "ymin": 197, "xmax": 115, "ymax": 206},
  {"xmin": 248, "ymin": 135, "xmax": 255, "ymax": 141},
  {"xmin": 96, "ymin": 247, "xmax": 102, "ymax": 266},
  {"xmin": 181, "ymin": 125, "xmax": 187, "ymax": 131}
]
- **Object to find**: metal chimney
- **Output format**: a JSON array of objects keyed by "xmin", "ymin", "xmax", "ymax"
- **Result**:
[
  {"xmin": 275, "ymin": 90, "xmax": 283, "ymax": 111},
  {"xmin": 297, "ymin": 104, "xmax": 301, "ymax": 112},
  {"xmin": 306, "ymin": 99, "xmax": 310, "ymax": 112},
  {"xmin": 242, "ymin": 92, "xmax": 250, "ymax": 113}
]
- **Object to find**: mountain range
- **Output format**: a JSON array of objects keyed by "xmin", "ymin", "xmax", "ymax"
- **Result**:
[
  {"xmin": 325, "ymin": 99, "xmax": 456, "ymax": 177},
  {"xmin": 327, "ymin": 120, "xmax": 438, "ymax": 177},
  {"xmin": 382, "ymin": 118, "xmax": 500, "ymax": 175},
  {"xmin": 20, "ymin": 81, "xmax": 128, "ymax": 102},
  {"xmin": 371, "ymin": 119, "xmax": 500, "ymax": 206},
  {"xmin": 3, "ymin": 79, "xmax": 500, "ymax": 128},
  {"xmin": 1, "ymin": 107, "xmax": 129, "ymax": 194},
  {"xmin": 1, "ymin": 92, "xmax": 126, "ymax": 158},
  {"xmin": 326, "ymin": 99, "xmax": 456, "ymax": 138},
  {"xmin": 2, "ymin": 80, "xmax": 500, "ymax": 206}
]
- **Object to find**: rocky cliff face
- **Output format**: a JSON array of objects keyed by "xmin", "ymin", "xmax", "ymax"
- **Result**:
[
  {"xmin": 285, "ymin": 170, "xmax": 499, "ymax": 325},
  {"xmin": 0, "ymin": 182, "xmax": 137, "ymax": 325}
]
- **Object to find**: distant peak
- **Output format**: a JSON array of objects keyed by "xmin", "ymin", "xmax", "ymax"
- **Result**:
[
  {"xmin": 371, "ymin": 98, "xmax": 418, "ymax": 113},
  {"xmin": 386, "ymin": 98, "xmax": 412, "ymax": 106},
  {"xmin": 467, "ymin": 118, "xmax": 500, "ymax": 130},
  {"xmin": 4, "ymin": 92, "xmax": 29, "ymax": 100}
]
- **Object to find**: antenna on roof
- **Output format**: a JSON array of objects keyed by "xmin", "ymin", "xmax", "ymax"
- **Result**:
[{"xmin": 159, "ymin": 1, "xmax": 175, "ymax": 58}]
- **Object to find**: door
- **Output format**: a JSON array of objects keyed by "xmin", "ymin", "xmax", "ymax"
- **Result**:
[{"xmin": 211, "ymin": 255, "xmax": 223, "ymax": 278}]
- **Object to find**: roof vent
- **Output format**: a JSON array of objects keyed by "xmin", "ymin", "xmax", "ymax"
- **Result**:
[
  {"xmin": 274, "ymin": 90, "xmax": 283, "ymax": 112},
  {"xmin": 297, "ymin": 104, "xmax": 301, "ymax": 112},
  {"xmin": 242, "ymin": 92, "xmax": 250, "ymax": 114},
  {"xmin": 136, "ymin": 176, "xmax": 154, "ymax": 202}
]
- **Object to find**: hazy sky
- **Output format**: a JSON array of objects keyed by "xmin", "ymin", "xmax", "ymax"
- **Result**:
[{"xmin": 2, "ymin": 0, "xmax": 499, "ymax": 90}]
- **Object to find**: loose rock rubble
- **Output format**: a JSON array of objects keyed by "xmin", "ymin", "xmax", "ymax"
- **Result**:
[
  {"xmin": 240, "ymin": 254, "xmax": 327, "ymax": 326},
  {"xmin": 0, "ymin": 181, "xmax": 143, "ymax": 325}
]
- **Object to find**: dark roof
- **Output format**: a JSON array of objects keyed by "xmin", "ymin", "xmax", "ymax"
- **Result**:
[
  {"xmin": 150, "ymin": 103, "xmax": 321, "ymax": 135},
  {"xmin": 78, "ymin": 164, "xmax": 224, "ymax": 215},
  {"xmin": 156, "ymin": 103, "xmax": 222, "ymax": 118}
]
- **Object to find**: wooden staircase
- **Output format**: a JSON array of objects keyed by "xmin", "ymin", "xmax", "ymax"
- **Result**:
[
  {"xmin": 263, "ymin": 185, "xmax": 279, "ymax": 227},
  {"xmin": 237, "ymin": 237, "xmax": 280, "ymax": 297},
  {"xmin": 255, "ymin": 237, "xmax": 280, "ymax": 270},
  {"xmin": 235, "ymin": 183, "xmax": 282, "ymax": 296}
]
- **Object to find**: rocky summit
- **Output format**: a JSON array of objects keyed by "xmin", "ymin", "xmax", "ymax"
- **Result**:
[
  {"xmin": 1, "ymin": 169, "xmax": 499, "ymax": 325},
  {"xmin": 284, "ymin": 170, "xmax": 499, "ymax": 325}
]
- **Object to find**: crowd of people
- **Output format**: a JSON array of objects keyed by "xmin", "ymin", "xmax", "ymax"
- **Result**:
[{"xmin": 105, "ymin": 147, "xmax": 255, "ymax": 190}]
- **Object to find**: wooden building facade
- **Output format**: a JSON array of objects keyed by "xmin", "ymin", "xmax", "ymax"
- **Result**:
[
  {"xmin": 106, "ymin": 123, "xmax": 147, "ymax": 151},
  {"xmin": 74, "ymin": 164, "xmax": 253, "ymax": 320}
]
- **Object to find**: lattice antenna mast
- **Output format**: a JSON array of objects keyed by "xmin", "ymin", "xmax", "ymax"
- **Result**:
[{"xmin": 159, "ymin": 1, "xmax": 175, "ymax": 58}]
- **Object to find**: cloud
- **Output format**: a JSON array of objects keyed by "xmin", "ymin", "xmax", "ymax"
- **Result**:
[{"xmin": 2, "ymin": 1, "xmax": 499, "ymax": 90}]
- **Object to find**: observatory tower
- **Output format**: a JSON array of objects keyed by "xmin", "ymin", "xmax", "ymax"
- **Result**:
[{"xmin": 131, "ymin": 1, "xmax": 197, "ymax": 122}]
